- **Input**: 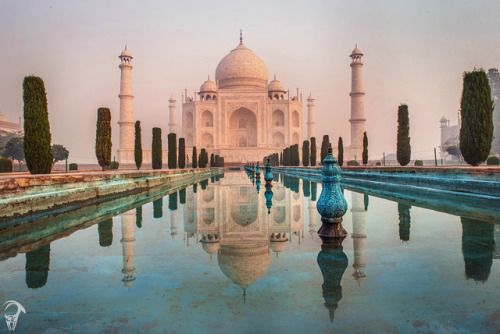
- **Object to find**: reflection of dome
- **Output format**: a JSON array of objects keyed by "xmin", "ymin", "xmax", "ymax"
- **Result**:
[
  {"xmin": 202, "ymin": 241, "xmax": 220, "ymax": 255},
  {"xmin": 218, "ymin": 243, "xmax": 270, "ymax": 290},
  {"xmin": 200, "ymin": 77, "xmax": 217, "ymax": 93},
  {"xmin": 215, "ymin": 43, "xmax": 268, "ymax": 90},
  {"xmin": 268, "ymin": 75, "xmax": 285, "ymax": 92},
  {"xmin": 270, "ymin": 233, "xmax": 288, "ymax": 254}
]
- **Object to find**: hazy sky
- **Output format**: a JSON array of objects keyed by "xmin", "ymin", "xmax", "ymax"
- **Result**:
[{"xmin": 1, "ymin": 0, "xmax": 499, "ymax": 162}]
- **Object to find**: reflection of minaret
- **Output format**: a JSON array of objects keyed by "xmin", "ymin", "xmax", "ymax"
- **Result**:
[
  {"xmin": 121, "ymin": 211, "xmax": 136, "ymax": 287},
  {"xmin": 351, "ymin": 192, "xmax": 366, "ymax": 283},
  {"xmin": 308, "ymin": 198, "xmax": 317, "ymax": 237},
  {"xmin": 170, "ymin": 210, "xmax": 178, "ymax": 240}
]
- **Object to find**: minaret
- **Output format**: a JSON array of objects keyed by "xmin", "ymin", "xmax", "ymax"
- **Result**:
[
  {"xmin": 351, "ymin": 192, "xmax": 366, "ymax": 284},
  {"xmin": 121, "ymin": 210, "xmax": 136, "ymax": 287},
  {"xmin": 168, "ymin": 95, "xmax": 177, "ymax": 134},
  {"xmin": 349, "ymin": 45, "xmax": 366, "ymax": 161},
  {"xmin": 307, "ymin": 94, "xmax": 316, "ymax": 140},
  {"xmin": 118, "ymin": 46, "xmax": 134, "ymax": 164}
]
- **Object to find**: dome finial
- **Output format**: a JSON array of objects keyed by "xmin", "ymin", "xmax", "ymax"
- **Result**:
[
  {"xmin": 274, "ymin": 74, "xmax": 276, "ymax": 80},
  {"xmin": 240, "ymin": 29, "xmax": 243, "ymax": 44},
  {"xmin": 208, "ymin": 74, "xmax": 210, "ymax": 80},
  {"xmin": 125, "ymin": 44, "xmax": 127, "ymax": 50}
]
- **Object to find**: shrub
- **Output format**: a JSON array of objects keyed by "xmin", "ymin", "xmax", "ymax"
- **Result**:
[
  {"xmin": 152, "ymin": 127, "xmax": 162, "ymax": 169},
  {"xmin": 95, "ymin": 108, "xmax": 112, "ymax": 171},
  {"xmin": 168, "ymin": 133, "xmax": 177, "ymax": 169},
  {"xmin": 347, "ymin": 160, "xmax": 359, "ymax": 166},
  {"xmin": 0, "ymin": 158, "xmax": 13, "ymax": 173},
  {"xmin": 108, "ymin": 161, "xmax": 119, "ymax": 170},
  {"xmin": 375, "ymin": 162, "xmax": 381, "ymax": 166},
  {"xmin": 134, "ymin": 121, "xmax": 142, "ymax": 170},
  {"xmin": 178, "ymin": 138, "xmax": 185, "ymax": 169},
  {"xmin": 486, "ymin": 156, "xmax": 499, "ymax": 165},
  {"xmin": 23, "ymin": 76, "xmax": 53, "ymax": 174},
  {"xmin": 460, "ymin": 70, "xmax": 494, "ymax": 166},
  {"xmin": 69, "ymin": 163, "xmax": 78, "ymax": 171},
  {"xmin": 397, "ymin": 104, "xmax": 411, "ymax": 166},
  {"xmin": 414, "ymin": 160, "xmax": 424, "ymax": 166}
]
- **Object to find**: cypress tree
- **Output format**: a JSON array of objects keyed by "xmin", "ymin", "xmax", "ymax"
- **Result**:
[
  {"xmin": 152, "ymin": 127, "xmax": 162, "ymax": 169},
  {"xmin": 178, "ymin": 138, "xmax": 186, "ymax": 169},
  {"xmin": 302, "ymin": 140, "xmax": 310, "ymax": 166},
  {"xmin": 293, "ymin": 144, "xmax": 300, "ymax": 166},
  {"xmin": 23, "ymin": 76, "xmax": 53, "ymax": 174},
  {"xmin": 134, "ymin": 121, "xmax": 142, "ymax": 170},
  {"xmin": 168, "ymin": 133, "xmax": 177, "ymax": 169},
  {"xmin": 95, "ymin": 108, "xmax": 112, "ymax": 171},
  {"xmin": 200, "ymin": 148, "xmax": 207, "ymax": 168},
  {"xmin": 284, "ymin": 147, "xmax": 290, "ymax": 166},
  {"xmin": 460, "ymin": 70, "xmax": 494, "ymax": 166},
  {"xmin": 320, "ymin": 135, "xmax": 330, "ymax": 164},
  {"xmin": 214, "ymin": 154, "xmax": 220, "ymax": 167},
  {"xmin": 397, "ymin": 104, "xmax": 411, "ymax": 166},
  {"xmin": 192, "ymin": 146, "xmax": 197, "ymax": 168},
  {"xmin": 362, "ymin": 131, "xmax": 368, "ymax": 165},
  {"xmin": 280, "ymin": 152, "xmax": 283, "ymax": 166},
  {"xmin": 338, "ymin": 137, "xmax": 344, "ymax": 167},
  {"xmin": 310, "ymin": 137, "xmax": 317, "ymax": 166},
  {"xmin": 210, "ymin": 153, "xmax": 215, "ymax": 167}
]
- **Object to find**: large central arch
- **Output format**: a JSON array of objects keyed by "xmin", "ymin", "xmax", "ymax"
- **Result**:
[{"xmin": 229, "ymin": 108, "xmax": 257, "ymax": 147}]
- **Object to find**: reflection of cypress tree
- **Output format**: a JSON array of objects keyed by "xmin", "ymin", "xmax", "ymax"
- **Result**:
[
  {"xmin": 311, "ymin": 182, "xmax": 317, "ymax": 201},
  {"xmin": 461, "ymin": 217, "xmax": 495, "ymax": 282},
  {"xmin": 290, "ymin": 177, "xmax": 300, "ymax": 193},
  {"xmin": 193, "ymin": 183, "xmax": 198, "ymax": 193},
  {"xmin": 98, "ymin": 219, "xmax": 113, "ymax": 247},
  {"xmin": 303, "ymin": 179, "xmax": 311, "ymax": 197},
  {"xmin": 26, "ymin": 244, "xmax": 51, "ymax": 289},
  {"xmin": 168, "ymin": 192, "xmax": 178, "ymax": 211},
  {"xmin": 317, "ymin": 243, "xmax": 348, "ymax": 323},
  {"xmin": 179, "ymin": 188, "xmax": 186, "ymax": 204},
  {"xmin": 200, "ymin": 179, "xmax": 208, "ymax": 190},
  {"xmin": 153, "ymin": 198, "xmax": 163, "ymax": 218},
  {"xmin": 211, "ymin": 176, "xmax": 215, "ymax": 183},
  {"xmin": 136, "ymin": 206, "xmax": 142, "ymax": 228},
  {"xmin": 364, "ymin": 194, "xmax": 369, "ymax": 211},
  {"xmin": 398, "ymin": 203, "xmax": 411, "ymax": 242},
  {"xmin": 215, "ymin": 175, "xmax": 220, "ymax": 182}
]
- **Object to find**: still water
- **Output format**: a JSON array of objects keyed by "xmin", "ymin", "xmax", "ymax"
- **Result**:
[{"xmin": 0, "ymin": 171, "xmax": 499, "ymax": 333}]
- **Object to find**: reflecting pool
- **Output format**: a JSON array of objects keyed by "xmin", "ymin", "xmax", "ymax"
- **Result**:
[{"xmin": 0, "ymin": 171, "xmax": 499, "ymax": 333}]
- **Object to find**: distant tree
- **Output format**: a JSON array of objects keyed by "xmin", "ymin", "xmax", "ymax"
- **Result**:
[
  {"xmin": 95, "ymin": 108, "xmax": 112, "ymax": 171},
  {"xmin": 178, "ymin": 137, "xmax": 185, "ymax": 168},
  {"xmin": 23, "ymin": 76, "xmax": 53, "ymax": 174},
  {"xmin": 51, "ymin": 144, "xmax": 69, "ymax": 165},
  {"xmin": 338, "ymin": 137, "xmax": 344, "ymax": 167},
  {"xmin": 168, "ymin": 133, "xmax": 177, "ymax": 169},
  {"xmin": 2, "ymin": 136, "xmax": 24, "ymax": 168},
  {"xmin": 460, "ymin": 69, "xmax": 494, "ymax": 166},
  {"xmin": 210, "ymin": 153, "xmax": 215, "ymax": 167},
  {"xmin": 362, "ymin": 132, "xmax": 368, "ymax": 165},
  {"xmin": 134, "ymin": 121, "xmax": 142, "ymax": 170},
  {"xmin": 397, "ymin": 104, "xmax": 411, "ymax": 166},
  {"xmin": 152, "ymin": 127, "xmax": 162, "ymax": 169},
  {"xmin": 192, "ymin": 146, "xmax": 197, "ymax": 168},
  {"xmin": 302, "ymin": 140, "xmax": 310, "ymax": 166},
  {"xmin": 320, "ymin": 135, "xmax": 330, "ymax": 164},
  {"xmin": 279, "ymin": 152, "xmax": 283, "ymax": 166},
  {"xmin": 0, "ymin": 133, "xmax": 17, "ymax": 156},
  {"xmin": 199, "ymin": 148, "xmax": 207, "ymax": 168},
  {"xmin": 294, "ymin": 144, "xmax": 300, "ymax": 166},
  {"xmin": 283, "ymin": 147, "xmax": 290, "ymax": 166},
  {"xmin": 310, "ymin": 137, "xmax": 316, "ymax": 166}
]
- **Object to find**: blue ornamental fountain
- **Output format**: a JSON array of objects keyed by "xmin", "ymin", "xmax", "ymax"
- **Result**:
[
  {"xmin": 264, "ymin": 158, "xmax": 273, "ymax": 186},
  {"xmin": 316, "ymin": 144, "xmax": 348, "ymax": 243},
  {"xmin": 255, "ymin": 162, "xmax": 261, "ymax": 180}
]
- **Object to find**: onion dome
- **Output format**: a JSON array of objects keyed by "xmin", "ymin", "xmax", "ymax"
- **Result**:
[
  {"xmin": 119, "ymin": 46, "xmax": 132, "ymax": 59},
  {"xmin": 169, "ymin": 94, "xmax": 176, "ymax": 102},
  {"xmin": 200, "ymin": 76, "xmax": 217, "ymax": 93},
  {"xmin": 268, "ymin": 75, "xmax": 286, "ymax": 93},
  {"xmin": 350, "ymin": 44, "xmax": 363, "ymax": 57},
  {"xmin": 215, "ymin": 43, "xmax": 268, "ymax": 89}
]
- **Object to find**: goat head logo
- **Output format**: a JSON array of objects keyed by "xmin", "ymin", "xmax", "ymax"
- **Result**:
[{"xmin": 3, "ymin": 301, "xmax": 26, "ymax": 331}]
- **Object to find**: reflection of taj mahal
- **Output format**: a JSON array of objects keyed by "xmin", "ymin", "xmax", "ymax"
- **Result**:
[{"xmin": 181, "ymin": 33, "xmax": 303, "ymax": 163}]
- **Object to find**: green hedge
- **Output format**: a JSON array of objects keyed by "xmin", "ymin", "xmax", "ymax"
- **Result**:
[
  {"xmin": 0, "ymin": 158, "xmax": 13, "ymax": 173},
  {"xmin": 414, "ymin": 160, "xmax": 424, "ymax": 166},
  {"xmin": 347, "ymin": 160, "xmax": 359, "ymax": 166},
  {"xmin": 108, "ymin": 161, "xmax": 119, "ymax": 170},
  {"xmin": 486, "ymin": 156, "xmax": 499, "ymax": 165},
  {"xmin": 69, "ymin": 163, "xmax": 78, "ymax": 171}
]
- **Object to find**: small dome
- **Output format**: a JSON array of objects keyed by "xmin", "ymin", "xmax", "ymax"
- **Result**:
[
  {"xmin": 350, "ymin": 45, "xmax": 363, "ymax": 57},
  {"xmin": 440, "ymin": 115, "xmax": 447, "ymax": 122},
  {"xmin": 268, "ymin": 76, "xmax": 285, "ymax": 92},
  {"xmin": 215, "ymin": 43, "xmax": 268, "ymax": 90},
  {"xmin": 200, "ymin": 77, "xmax": 217, "ymax": 93},
  {"xmin": 169, "ymin": 94, "xmax": 176, "ymax": 102},
  {"xmin": 308, "ymin": 93, "xmax": 314, "ymax": 100},
  {"xmin": 120, "ymin": 48, "xmax": 132, "ymax": 58}
]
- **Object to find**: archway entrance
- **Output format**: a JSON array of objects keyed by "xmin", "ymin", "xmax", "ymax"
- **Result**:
[{"xmin": 229, "ymin": 108, "xmax": 257, "ymax": 147}]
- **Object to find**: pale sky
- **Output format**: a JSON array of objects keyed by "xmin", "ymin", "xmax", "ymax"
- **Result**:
[{"xmin": 1, "ymin": 0, "xmax": 499, "ymax": 163}]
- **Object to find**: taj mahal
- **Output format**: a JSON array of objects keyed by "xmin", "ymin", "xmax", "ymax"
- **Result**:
[{"xmin": 116, "ymin": 33, "xmax": 366, "ymax": 164}]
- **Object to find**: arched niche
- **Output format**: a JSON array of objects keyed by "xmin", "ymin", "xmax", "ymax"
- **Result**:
[
  {"xmin": 273, "ymin": 206, "xmax": 286, "ymax": 224},
  {"xmin": 229, "ymin": 108, "xmax": 257, "ymax": 147},
  {"xmin": 292, "ymin": 132, "xmax": 300, "ymax": 145},
  {"xmin": 186, "ymin": 134, "xmax": 194, "ymax": 147},
  {"xmin": 272, "ymin": 132, "xmax": 285, "ymax": 147},
  {"xmin": 201, "ymin": 110, "xmax": 213, "ymax": 127},
  {"xmin": 293, "ymin": 204, "xmax": 301, "ymax": 222},
  {"xmin": 292, "ymin": 110, "xmax": 299, "ymax": 127},
  {"xmin": 186, "ymin": 112, "xmax": 193, "ymax": 127},
  {"xmin": 272, "ymin": 109, "xmax": 284, "ymax": 127},
  {"xmin": 202, "ymin": 132, "xmax": 214, "ymax": 148}
]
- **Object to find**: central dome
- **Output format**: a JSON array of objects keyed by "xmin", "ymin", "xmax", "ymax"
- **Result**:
[{"xmin": 215, "ymin": 43, "xmax": 268, "ymax": 90}]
